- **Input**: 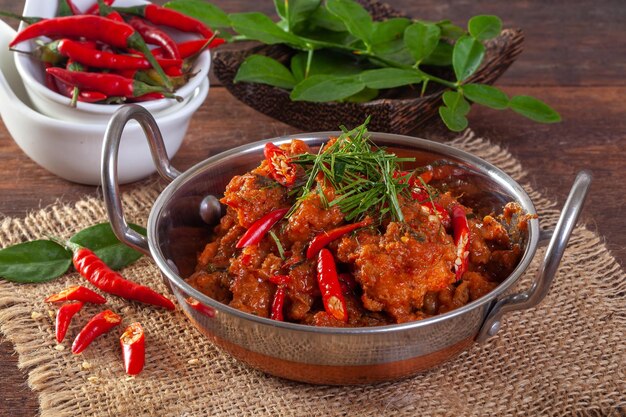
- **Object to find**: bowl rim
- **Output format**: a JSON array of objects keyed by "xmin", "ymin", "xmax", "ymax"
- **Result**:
[{"xmin": 147, "ymin": 131, "xmax": 540, "ymax": 335}]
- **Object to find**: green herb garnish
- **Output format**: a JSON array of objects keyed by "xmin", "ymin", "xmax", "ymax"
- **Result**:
[
  {"xmin": 269, "ymin": 230, "xmax": 286, "ymax": 260},
  {"xmin": 289, "ymin": 118, "xmax": 414, "ymax": 222}
]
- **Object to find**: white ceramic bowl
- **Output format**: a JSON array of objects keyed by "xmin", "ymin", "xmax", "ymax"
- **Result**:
[
  {"xmin": 13, "ymin": 0, "xmax": 211, "ymax": 123},
  {"xmin": 0, "ymin": 21, "xmax": 209, "ymax": 185}
]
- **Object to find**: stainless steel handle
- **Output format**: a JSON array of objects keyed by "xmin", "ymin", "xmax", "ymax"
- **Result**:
[
  {"xmin": 476, "ymin": 170, "xmax": 593, "ymax": 342},
  {"xmin": 101, "ymin": 105, "xmax": 181, "ymax": 256}
]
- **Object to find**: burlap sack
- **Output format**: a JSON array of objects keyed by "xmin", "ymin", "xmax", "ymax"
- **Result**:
[{"xmin": 0, "ymin": 132, "xmax": 624, "ymax": 416}]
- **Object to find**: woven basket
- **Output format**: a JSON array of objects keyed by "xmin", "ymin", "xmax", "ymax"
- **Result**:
[{"xmin": 212, "ymin": 1, "xmax": 524, "ymax": 134}]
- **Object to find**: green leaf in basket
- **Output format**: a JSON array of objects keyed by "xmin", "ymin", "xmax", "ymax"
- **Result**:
[
  {"xmin": 452, "ymin": 35, "xmax": 485, "ymax": 82},
  {"xmin": 358, "ymin": 68, "xmax": 423, "ymax": 90},
  {"xmin": 462, "ymin": 83, "xmax": 509, "ymax": 109},
  {"xmin": 307, "ymin": 6, "xmax": 347, "ymax": 32},
  {"xmin": 439, "ymin": 106, "xmax": 469, "ymax": 132},
  {"xmin": 343, "ymin": 87, "xmax": 379, "ymax": 103},
  {"xmin": 229, "ymin": 12, "xmax": 306, "ymax": 47},
  {"xmin": 403, "ymin": 21, "xmax": 441, "ymax": 64},
  {"xmin": 70, "ymin": 223, "xmax": 146, "ymax": 271},
  {"xmin": 436, "ymin": 20, "xmax": 466, "ymax": 40},
  {"xmin": 371, "ymin": 18, "xmax": 411, "ymax": 45},
  {"xmin": 290, "ymin": 74, "xmax": 365, "ymax": 102},
  {"xmin": 468, "ymin": 15, "xmax": 502, "ymax": 41},
  {"xmin": 326, "ymin": 0, "xmax": 373, "ymax": 44},
  {"xmin": 235, "ymin": 55, "xmax": 297, "ymax": 89},
  {"xmin": 421, "ymin": 41, "xmax": 454, "ymax": 66},
  {"xmin": 509, "ymin": 95, "xmax": 562, "ymax": 123},
  {"xmin": 274, "ymin": 0, "xmax": 322, "ymax": 32},
  {"xmin": 0, "ymin": 240, "xmax": 71, "ymax": 283},
  {"xmin": 439, "ymin": 91, "xmax": 470, "ymax": 132}
]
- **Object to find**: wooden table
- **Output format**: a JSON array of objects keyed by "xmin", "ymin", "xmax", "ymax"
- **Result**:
[{"xmin": 1, "ymin": 1, "xmax": 624, "ymax": 415}]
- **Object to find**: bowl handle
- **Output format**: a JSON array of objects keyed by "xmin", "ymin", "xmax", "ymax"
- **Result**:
[
  {"xmin": 476, "ymin": 171, "xmax": 593, "ymax": 342},
  {"xmin": 101, "ymin": 105, "xmax": 181, "ymax": 256}
]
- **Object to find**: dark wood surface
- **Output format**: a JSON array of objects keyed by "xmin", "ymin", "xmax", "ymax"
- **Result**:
[{"xmin": 0, "ymin": 1, "xmax": 624, "ymax": 416}]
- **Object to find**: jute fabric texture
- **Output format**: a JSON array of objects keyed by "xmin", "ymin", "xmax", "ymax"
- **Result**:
[{"xmin": 1, "ymin": 132, "xmax": 624, "ymax": 416}]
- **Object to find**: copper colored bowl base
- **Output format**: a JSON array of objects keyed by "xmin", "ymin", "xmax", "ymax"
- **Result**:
[{"xmin": 186, "ymin": 313, "xmax": 474, "ymax": 385}]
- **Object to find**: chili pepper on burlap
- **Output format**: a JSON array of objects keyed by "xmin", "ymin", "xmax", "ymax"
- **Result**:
[
  {"xmin": 127, "ymin": 16, "xmax": 180, "ymax": 59},
  {"xmin": 451, "ymin": 206, "xmax": 470, "ymax": 281},
  {"xmin": 55, "ymin": 239, "xmax": 175, "ymax": 310},
  {"xmin": 316, "ymin": 249, "xmax": 348, "ymax": 323},
  {"xmin": 46, "ymin": 67, "xmax": 182, "ymax": 102},
  {"xmin": 72, "ymin": 310, "xmax": 121, "ymax": 354},
  {"xmin": 114, "ymin": 4, "xmax": 214, "ymax": 38},
  {"xmin": 306, "ymin": 217, "xmax": 372, "ymax": 259},
  {"xmin": 45, "ymin": 285, "xmax": 106, "ymax": 304},
  {"xmin": 236, "ymin": 208, "xmax": 290, "ymax": 249},
  {"xmin": 120, "ymin": 322, "xmax": 145, "ymax": 375},
  {"xmin": 9, "ymin": 15, "xmax": 173, "ymax": 90},
  {"xmin": 264, "ymin": 143, "xmax": 297, "ymax": 187},
  {"xmin": 55, "ymin": 301, "xmax": 83, "ymax": 343}
]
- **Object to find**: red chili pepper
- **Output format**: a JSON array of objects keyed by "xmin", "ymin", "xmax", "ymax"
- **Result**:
[
  {"xmin": 104, "ymin": 10, "xmax": 125, "ymax": 22},
  {"xmin": 63, "ymin": 60, "xmax": 107, "ymax": 107},
  {"xmin": 46, "ymin": 67, "xmax": 181, "ymax": 101},
  {"xmin": 9, "ymin": 15, "xmax": 173, "ymax": 90},
  {"xmin": 394, "ymin": 169, "xmax": 434, "ymax": 202},
  {"xmin": 151, "ymin": 38, "xmax": 225, "ymax": 59},
  {"xmin": 127, "ymin": 16, "xmax": 180, "ymax": 59},
  {"xmin": 71, "ymin": 310, "xmax": 122, "ymax": 354},
  {"xmin": 115, "ymin": 4, "xmax": 214, "ymax": 38},
  {"xmin": 451, "ymin": 206, "xmax": 470, "ymax": 281},
  {"xmin": 235, "ymin": 208, "xmax": 289, "ymax": 249},
  {"xmin": 120, "ymin": 322, "xmax": 145, "ymax": 375},
  {"xmin": 264, "ymin": 143, "xmax": 297, "ymax": 187},
  {"xmin": 185, "ymin": 297, "xmax": 216, "ymax": 318},
  {"xmin": 56, "ymin": 39, "xmax": 182, "ymax": 71},
  {"xmin": 270, "ymin": 286, "xmax": 286, "ymax": 321},
  {"xmin": 421, "ymin": 201, "xmax": 451, "ymax": 229},
  {"xmin": 306, "ymin": 218, "xmax": 372, "ymax": 259},
  {"xmin": 55, "ymin": 301, "xmax": 83, "ymax": 343},
  {"xmin": 45, "ymin": 285, "xmax": 106, "ymax": 304},
  {"xmin": 43, "ymin": 62, "xmax": 59, "ymax": 93},
  {"xmin": 57, "ymin": 240, "xmax": 175, "ymax": 310},
  {"xmin": 316, "ymin": 249, "xmax": 348, "ymax": 323},
  {"xmin": 268, "ymin": 274, "xmax": 291, "ymax": 286},
  {"xmin": 131, "ymin": 92, "xmax": 166, "ymax": 102}
]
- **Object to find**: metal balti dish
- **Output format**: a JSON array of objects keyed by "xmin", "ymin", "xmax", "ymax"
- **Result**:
[{"xmin": 102, "ymin": 105, "xmax": 591, "ymax": 385}]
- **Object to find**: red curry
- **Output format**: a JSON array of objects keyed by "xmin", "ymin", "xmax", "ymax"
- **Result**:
[{"xmin": 187, "ymin": 124, "xmax": 530, "ymax": 327}]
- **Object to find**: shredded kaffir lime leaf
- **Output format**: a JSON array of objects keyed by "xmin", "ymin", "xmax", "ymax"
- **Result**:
[{"xmin": 289, "ymin": 118, "xmax": 415, "ymax": 222}]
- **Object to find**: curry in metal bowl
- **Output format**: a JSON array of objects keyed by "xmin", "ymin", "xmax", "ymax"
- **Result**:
[
  {"xmin": 186, "ymin": 121, "xmax": 533, "ymax": 326},
  {"xmin": 103, "ymin": 106, "xmax": 590, "ymax": 384}
]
